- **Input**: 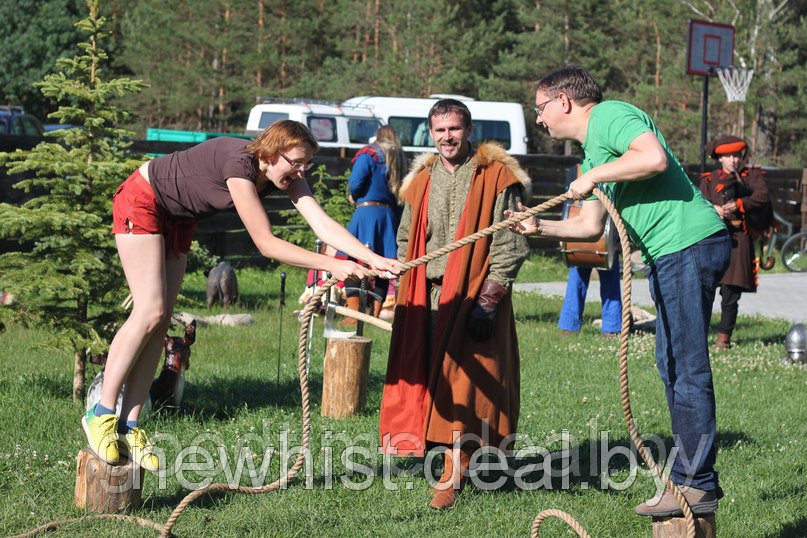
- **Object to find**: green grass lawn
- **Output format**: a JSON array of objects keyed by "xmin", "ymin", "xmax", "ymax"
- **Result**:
[
  {"xmin": 515, "ymin": 251, "xmax": 648, "ymax": 283},
  {"xmin": 515, "ymin": 251, "xmax": 570, "ymax": 283},
  {"xmin": 1, "ymin": 266, "xmax": 805, "ymax": 537}
]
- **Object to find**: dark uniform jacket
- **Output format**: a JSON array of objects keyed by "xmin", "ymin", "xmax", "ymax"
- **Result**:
[{"xmin": 699, "ymin": 166, "xmax": 769, "ymax": 292}]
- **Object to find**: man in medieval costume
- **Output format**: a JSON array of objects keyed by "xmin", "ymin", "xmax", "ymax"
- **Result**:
[
  {"xmin": 379, "ymin": 99, "xmax": 530, "ymax": 510},
  {"xmin": 699, "ymin": 135, "xmax": 772, "ymax": 350}
]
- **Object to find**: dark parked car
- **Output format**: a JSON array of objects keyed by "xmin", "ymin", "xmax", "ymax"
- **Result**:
[{"xmin": 0, "ymin": 106, "xmax": 45, "ymax": 137}]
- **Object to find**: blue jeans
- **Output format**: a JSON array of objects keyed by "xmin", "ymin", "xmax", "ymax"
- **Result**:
[
  {"xmin": 558, "ymin": 260, "xmax": 622, "ymax": 334},
  {"xmin": 647, "ymin": 230, "xmax": 730, "ymax": 492}
]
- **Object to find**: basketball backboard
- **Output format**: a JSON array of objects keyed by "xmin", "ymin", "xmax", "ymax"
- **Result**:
[{"xmin": 686, "ymin": 19, "xmax": 734, "ymax": 76}]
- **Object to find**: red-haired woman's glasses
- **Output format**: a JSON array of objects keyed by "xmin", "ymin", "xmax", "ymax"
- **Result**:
[{"xmin": 280, "ymin": 153, "xmax": 314, "ymax": 171}]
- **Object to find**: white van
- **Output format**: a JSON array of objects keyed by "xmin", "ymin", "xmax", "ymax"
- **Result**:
[
  {"xmin": 244, "ymin": 99, "xmax": 383, "ymax": 149},
  {"xmin": 342, "ymin": 95, "xmax": 529, "ymax": 155}
]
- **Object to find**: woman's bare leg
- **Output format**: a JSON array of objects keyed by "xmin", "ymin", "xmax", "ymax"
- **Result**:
[
  {"xmin": 99, "ymin": 234, "xmax": 168, "ymax": 410},
  {"xmin": 119, "ymin": 252, "xmax": 188, "ymax": 422}
]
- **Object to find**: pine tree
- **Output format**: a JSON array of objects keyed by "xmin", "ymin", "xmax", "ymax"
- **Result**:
[
  {"xmin": 0, "ymin": 0, "xmax": 85, "ymax": 120},
  {"xmin": 0, "ymin": 0, "xmax": 146, "ymax": 401}
]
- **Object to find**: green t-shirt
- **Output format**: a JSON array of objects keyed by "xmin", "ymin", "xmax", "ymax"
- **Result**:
[{"xmin": 581, "ymin": 101, "xmax": 725, "ymax": 262}]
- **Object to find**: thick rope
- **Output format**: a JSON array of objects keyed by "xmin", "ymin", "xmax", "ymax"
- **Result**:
[
  {"xmin": 8, "ymin": 514, "xmax": 165, "ymax": 538},
  {"xmin": 593, "ymin": 190, "xmax": 695, "ymax": 538},
  {"xmin": 529, "ymin": 190, "xmax": 694, "ymax": 537},
  {"xmin": 10, "ymin": 188, "xmax": 695, "ymax": 538},
  {"xmin": 167, "ymin": 192, "xmax": 579, "ymax": 537},
  {"xmin": 531, "ymin": 509, "xmax": 591, "ymax": 538}
]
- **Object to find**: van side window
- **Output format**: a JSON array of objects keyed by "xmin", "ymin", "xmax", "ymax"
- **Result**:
[
  {"xmin": 308, "ymin": 116, "xmax": 337, "ymax": 142},
  {"xmin": 348, "ymin": 118, "xmax": 381, "ymax": 143},
  {"xmin": 472, "ymin": 120, "xmax": 510, "ymax": 149},
  {"xmin": 389, "ymin": 117, "xmax": 434, "ymax": 147},
  {"xmin": 258, "ymin": 112, "xmax": 290, "ymax": 129}
]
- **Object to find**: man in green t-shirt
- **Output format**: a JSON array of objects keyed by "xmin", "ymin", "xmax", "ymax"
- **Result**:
[{"xmin": 508, "ymin": 65, "xmax": 730, "ymax": 517}]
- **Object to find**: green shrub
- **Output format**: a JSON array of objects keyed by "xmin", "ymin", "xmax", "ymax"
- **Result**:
[
  {"xmin": 0, "ymin": 0, "xmax": 145, "ymax": 400},
  {"xmin": 186, "ymin": 240, "xmax": 220, "ymax": 273},
  {"xmin": 277, "ymin": 165, "xmax": 354, "ymax": 251}
]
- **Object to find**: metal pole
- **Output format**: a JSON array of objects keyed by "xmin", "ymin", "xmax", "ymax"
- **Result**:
[
  {"xmin": 356, "ymin": 242, "xmax": 371, "ymax": 337},
  {"xmin": 276, "ymin": 271, "xmax": 286, "ymax": 385},
  {"xmin": 700, "ymin": 74, "xmax": 709, "ymax": 174},
  {"xmin": 306, "ymin": 239, "xmax": 323, "ymax": 375}
]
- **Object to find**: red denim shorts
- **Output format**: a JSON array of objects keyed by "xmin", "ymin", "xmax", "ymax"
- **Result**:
[{"xmin": 112, "ymin": 169, "xmax": 197, "ymax": 257}]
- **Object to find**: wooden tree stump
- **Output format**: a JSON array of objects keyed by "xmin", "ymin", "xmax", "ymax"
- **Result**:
[
  {"xmin": 652, "ymin": 515, "xmax": 716, "ymax": 538},
  {"xmin": 321, "ymin": 336, "xmax": 372, "ymax": 418},
  {"xmin": 74, "ymin": 448, "xmax": 144, "ymax": 512}
]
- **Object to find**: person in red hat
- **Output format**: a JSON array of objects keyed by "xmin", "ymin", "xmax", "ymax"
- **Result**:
[{"xmin": 699, "ymin": 135, "xmax": 772, "ymax": 349}]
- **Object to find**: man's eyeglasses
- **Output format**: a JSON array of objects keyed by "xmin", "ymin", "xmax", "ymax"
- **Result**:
[
  {"xmin": 533, "ymin": 98, "xmax": 557, "ymax": 117},
  {"xmin": 280, "ymin": 153, "xmax": 314, "ymax": 171}
]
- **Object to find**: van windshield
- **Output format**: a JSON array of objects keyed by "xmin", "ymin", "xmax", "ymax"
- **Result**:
[
  {"xmin": 388, "ymin": 116, "xmax": 511, "ymax": 149},
  {"xmin": 348, "ymin": 118, "xmax": 382, "ymax": 144}
]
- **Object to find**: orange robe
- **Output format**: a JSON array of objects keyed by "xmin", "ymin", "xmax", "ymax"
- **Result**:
[{"xmin": 380, "ymin": 146, "xmax": 525, "ymax": 456}]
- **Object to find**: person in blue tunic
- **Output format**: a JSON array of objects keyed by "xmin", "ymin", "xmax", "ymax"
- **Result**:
[
  {"xmin": 559, "ymin": 260, "xmax": 621, "ymax": 335},
  {"xmin": 343, "ymin": 126, "xmax": 407, "ymax": 316}
]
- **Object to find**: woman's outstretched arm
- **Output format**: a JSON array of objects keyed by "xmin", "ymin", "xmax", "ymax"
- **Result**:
[
  {"xmin": 286, "ymin": 179, "xmax": 402, "ymax": 276},
  {"xmin": 227, "ymin": 177, "xmax": 370, "ymax": 281}
]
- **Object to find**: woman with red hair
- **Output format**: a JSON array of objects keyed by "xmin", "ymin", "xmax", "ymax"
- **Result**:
[{"xmin": 83, "ymin": 120, "xmax": 401, "ymax": 471}]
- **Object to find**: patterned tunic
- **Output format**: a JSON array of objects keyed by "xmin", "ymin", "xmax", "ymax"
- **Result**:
[{"xmin": 396, "ymin": 153, "xmax": 528, "ymax": 286}]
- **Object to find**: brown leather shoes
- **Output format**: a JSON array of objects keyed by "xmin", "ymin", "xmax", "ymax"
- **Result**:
[
  {"xmin": 428, "ymin": 449, "xmax": 469, "ymax": 510},
  {"xmin": 429, "ymin": 485, "xmax": 461, "ymax": 510},
  {"xmin": 338, "ymin": 296, "xmax": 361, "ymax": 327},
  {"xmin": 635, "ymin": 485, "xmax": 719, "ymax": 517}
]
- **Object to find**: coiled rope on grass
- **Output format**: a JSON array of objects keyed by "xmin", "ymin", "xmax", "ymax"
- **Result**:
[{"xmin": 9, "ymin": 188, "xmax": 695, "ymax": 538}]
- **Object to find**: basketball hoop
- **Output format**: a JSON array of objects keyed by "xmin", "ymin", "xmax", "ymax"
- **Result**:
[{"xmin": 713, "ymin": 66, "xmax": 754, "ymax": 103}]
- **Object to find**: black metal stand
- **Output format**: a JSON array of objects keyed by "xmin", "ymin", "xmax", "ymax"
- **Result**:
[{"xmin": 700, "ymin": 74, "xmax": 710, "ymax": 174}]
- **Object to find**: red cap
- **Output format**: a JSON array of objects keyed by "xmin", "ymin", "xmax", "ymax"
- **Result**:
[{"xmin": 706, "ymin": 135, "xmax": 748, "ymax": 159}]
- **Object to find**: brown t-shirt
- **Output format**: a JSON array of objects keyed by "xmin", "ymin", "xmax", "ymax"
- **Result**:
[{"xmin": 148, "ymin": 137, "xmax": 273, "ymax": 220}]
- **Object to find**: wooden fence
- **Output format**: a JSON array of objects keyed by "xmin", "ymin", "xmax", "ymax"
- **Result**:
[{"xmin": 2, "ymin": 135, "xmax": 804, "ymax": 265}]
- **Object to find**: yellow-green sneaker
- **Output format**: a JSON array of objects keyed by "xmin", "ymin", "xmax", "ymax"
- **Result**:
[
  {"xmin": 81, "ymin": 408, "xmax": 120, "ymax": 465},
  {"xmin": 121, "ymin": 428, "xmax": 160, "ymax": 472}
]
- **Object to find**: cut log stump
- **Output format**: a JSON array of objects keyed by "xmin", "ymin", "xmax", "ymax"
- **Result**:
[
  {"xmin": 652, "ymin": 515, "xmax": 716, "ymax": 538},
  {"xmin": 321, "ymin": 336, "xmax": 372, "ymax": 418},
  {"xmin": 74, "ymin": 448, "xmax": 144, "ymax": 512}
]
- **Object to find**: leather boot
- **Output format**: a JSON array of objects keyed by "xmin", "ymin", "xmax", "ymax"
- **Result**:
[
  {"xmin": 429, "ymin": 449, "xmax": 470, "ymax": 510},
  {"xmin": 715, "ymin": 332, "xmax": 731, "ymax": 350},
  {"xmin": 339, "ymin": 296, "xmax": 360, "ymax": 327},
  {"xmin": 635, "ymin": 485, "xmax": 719, "ymax": 517}
]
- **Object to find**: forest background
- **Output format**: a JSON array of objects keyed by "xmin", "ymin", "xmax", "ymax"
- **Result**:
[{"xmin": 2, "ymin": 0, "xmax": 806, "ymax": 167}]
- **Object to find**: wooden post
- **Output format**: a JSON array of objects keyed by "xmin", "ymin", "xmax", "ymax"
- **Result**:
[
  {"xmin": 74, "ymin": 448, "xmax": 144, "ymax": 512},
  {"xmin": 321, "ymin": 336, "xmax": 372, "ymax": 418},
  {"xmin": 652, "ymin": 515, "xmax": 716, "ymax": 538}
]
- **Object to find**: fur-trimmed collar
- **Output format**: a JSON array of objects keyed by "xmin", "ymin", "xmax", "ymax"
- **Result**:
[{"xmin": 400, "ymin": 142, "xmax": 531, "ymax": 197}]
